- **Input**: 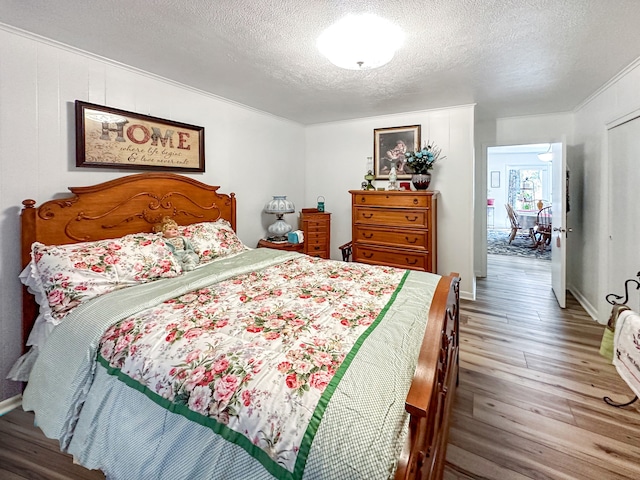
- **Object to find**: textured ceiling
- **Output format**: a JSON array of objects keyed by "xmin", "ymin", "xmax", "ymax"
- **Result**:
[{"xmin": 1, "ymin": 0, "xmax": 640, "ymax": 125}]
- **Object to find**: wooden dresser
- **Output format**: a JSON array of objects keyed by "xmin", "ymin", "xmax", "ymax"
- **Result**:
[
  {"xmin": 349, "ymin": 190, "xmax": 438, "ymax": 272},
  {"xmin": 300, "ymin": 208, "xmax": 331, "ymax": 259}
]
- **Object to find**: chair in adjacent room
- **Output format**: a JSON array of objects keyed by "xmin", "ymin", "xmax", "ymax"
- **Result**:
[
  {"xmin": 534, "ymin": 205, "xmax": 553, "ymax": 250},
  {"xmin": 505, "ymin": 203, "xmax": 534, "ymax": 244}
]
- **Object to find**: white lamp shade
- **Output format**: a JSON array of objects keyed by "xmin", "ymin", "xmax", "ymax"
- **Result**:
[
  {"xmin": 264, "ymin": 195, "xmax": 295, "ymax": 214},
  {"xmin": 317, "ymin": 14, "xmax": 404, "ymax": 70}
]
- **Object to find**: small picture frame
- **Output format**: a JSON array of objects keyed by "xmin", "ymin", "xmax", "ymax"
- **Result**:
[
  {"xmin": 373, "ymin": 125, "xmax": 421, "ymax": 179},
  {"xmin": 490, "ymin": 171, "xmax": 500, "ymax": 188}
]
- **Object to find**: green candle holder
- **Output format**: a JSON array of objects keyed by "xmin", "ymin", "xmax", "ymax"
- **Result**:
[{"xmin": 364, "ymin": 170, "xmax": 375, "ymax": 190}]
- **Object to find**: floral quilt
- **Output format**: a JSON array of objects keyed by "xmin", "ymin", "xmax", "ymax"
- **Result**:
[{"xmin": 97, "ymin": 255, "xmax": 407, "ymax": 478}]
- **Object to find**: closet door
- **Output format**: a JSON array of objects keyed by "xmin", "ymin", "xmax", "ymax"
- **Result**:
[{"xmin": 608, "ymin": 115, "xmax": 640, "ymax": 312}]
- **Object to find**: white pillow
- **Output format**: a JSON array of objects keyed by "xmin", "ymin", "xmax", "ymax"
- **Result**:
[{"xmin": 20, "ymin": 263, "xmax": 56, "ymax": 343}]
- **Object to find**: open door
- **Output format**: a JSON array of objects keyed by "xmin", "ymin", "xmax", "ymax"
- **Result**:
[{"xmin": 550, "ymin": 139, "xmax": 567, "ymax": 308}]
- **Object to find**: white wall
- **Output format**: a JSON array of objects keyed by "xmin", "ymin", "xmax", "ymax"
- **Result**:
[
  {"xmin": 0, "ymin": 26, "xmax": 305, "ymax": 401},
  {"xmin": 477, "ymin": 56, "xmax": 640, "ymax": 324},
  {"xmin": 572, "ymin": 58, "xmax": 640, "ymax": 323},
  {"xmin": 305, "ymin": 105, "xmax": 476, "ymax": 300}
]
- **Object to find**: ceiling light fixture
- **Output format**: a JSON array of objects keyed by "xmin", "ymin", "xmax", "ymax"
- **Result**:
[
  {"xmin": 317, "ymin": 13, "xmax": 404, "ymax": 70},
  {"xmin": 538, "ymin": 144, "xmax": 553, "ymax": 162}
]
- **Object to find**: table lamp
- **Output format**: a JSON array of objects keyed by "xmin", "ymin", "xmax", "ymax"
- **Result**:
[{"xmin": 264, "ymin": 195, "xmax": 295, "ymax": 241}]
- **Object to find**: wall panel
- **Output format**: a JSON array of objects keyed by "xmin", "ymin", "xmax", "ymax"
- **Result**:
[{"xmin": 0, "ymin": 27, "xmax": 304, "ymax": 401}]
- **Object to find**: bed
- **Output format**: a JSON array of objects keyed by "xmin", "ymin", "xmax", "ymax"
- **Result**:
[{"xmin": 15, "ymin": 172, "xmax": 460, "ymax": 480}]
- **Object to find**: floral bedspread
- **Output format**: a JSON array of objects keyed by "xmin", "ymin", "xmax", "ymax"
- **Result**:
[{"xmin": 97, "ymin": 255, "xmax": 407, "ymax": 478}]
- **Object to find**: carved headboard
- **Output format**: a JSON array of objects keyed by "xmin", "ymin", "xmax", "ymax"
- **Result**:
[{"xmin": 20, "ymin": 172, "xmax": 237, "ymax": 346}]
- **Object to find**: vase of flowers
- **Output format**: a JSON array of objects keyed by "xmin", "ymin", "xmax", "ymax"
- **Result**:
[
  {"xmin": 411, "ymin": 173, "xmax": 431, "ymax": 190},
  {"xmin": 404, "ymin": 141, "xmax": 445, "ymax": 190}
]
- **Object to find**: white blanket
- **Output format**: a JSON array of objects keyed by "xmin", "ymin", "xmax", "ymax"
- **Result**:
[{"xmin": 613, "ymin": 309, "xmax": 640, "ymax": 397}]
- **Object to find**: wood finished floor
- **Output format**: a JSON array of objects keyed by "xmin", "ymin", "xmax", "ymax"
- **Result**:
[
  {"xmin": 444, "ymin": 254, "xmax": 640, "ymax": 480},
  {"xmin": 1, "ymin": 254, "xmax": 638, "ymax": 479}
]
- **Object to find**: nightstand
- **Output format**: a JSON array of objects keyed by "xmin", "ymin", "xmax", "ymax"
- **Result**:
[{"xmin": 257, "ymin": 239, "xmax": 303, "ymax": 252}]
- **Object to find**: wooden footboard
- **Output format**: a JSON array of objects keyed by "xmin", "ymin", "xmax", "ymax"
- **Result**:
[{"xmin": 395, "ymin": 273, "xmax": 460, "ymax": 480}]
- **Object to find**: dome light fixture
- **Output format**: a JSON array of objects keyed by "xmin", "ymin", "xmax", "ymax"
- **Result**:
[
  {"xmin": 317, "ymin": 13, "xmax": 405, "ymax": 70},
  {"xmin": 538, "ymin": 144, "xmax": 553, "ymax": 162}
]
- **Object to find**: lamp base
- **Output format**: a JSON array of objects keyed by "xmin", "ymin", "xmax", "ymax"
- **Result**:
[
  {"xmin": 267, "ymin": 217, "xmax": 293, "ymax": 241},
  {"xmin": 266, "ymin": 235, "xmax": 289, "ymax": 242}
]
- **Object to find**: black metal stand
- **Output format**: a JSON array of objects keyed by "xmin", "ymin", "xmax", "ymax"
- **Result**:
[
  {"xmin": 603, "ymin": 395, "xmax": 638, "ymax": 408},
  {"xmin": 606, "ymin": 272, "xmax": 640, "ymax": 306}
]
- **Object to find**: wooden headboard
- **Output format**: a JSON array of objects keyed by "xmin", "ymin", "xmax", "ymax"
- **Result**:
[{"xmin": 20, "ymin": 172, "xmax": 237, "ymax": 347}]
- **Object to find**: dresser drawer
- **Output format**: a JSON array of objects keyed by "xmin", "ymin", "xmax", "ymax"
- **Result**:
[
  {"xmin": 353, "ymin": 245, "xmax": 432, "ymax": 272},
  {"xmin": 354, "ymin": 207, "xmax": 428, "ymax": 228},
  {"xmin": 306, "ymin": 246, "xmax": 329, "ymax": 258},
  {"xmin": 353, "ymin": 225, "xmax": 429, "ymax": 250},
  {"xmin": 306, "ymin": 233, "xmax": 328, "ymax": 246},
  {"xmin": 353, "ymin": 192, "xmax": 431, "ymax": 208},
  {"xmin": 304, "ymin": 222, "xmax": 329, "ymax": 234}
]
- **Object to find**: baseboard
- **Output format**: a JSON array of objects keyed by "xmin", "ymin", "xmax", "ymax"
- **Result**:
[
  {"xmin": 568, "ymin": 284, "xmax": 599, "ymax": 322},
  {"xmin": 0, "ymin": 394, "xmax": 22, "ymax": 416},
  {"xmin": 460, "ymin": 290, "xmax": 476, "ymax": 301}
]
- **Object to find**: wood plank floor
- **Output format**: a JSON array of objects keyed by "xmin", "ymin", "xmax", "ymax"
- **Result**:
[
  {"xmin": 444, "ymin": 254, "xmax": 640, "ymax": 480},
  {"xmin": 1, "ymin": 254, "xmax": 638, "ymax": 479}
]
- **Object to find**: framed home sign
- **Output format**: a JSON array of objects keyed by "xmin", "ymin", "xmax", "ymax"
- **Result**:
[
  {"xmin": 75, "ymin": 101, "xmax": 205, "ymax": 172},
  {"xmin": 373, "ymin": 124, "xmax": 421, "ymax": 179}
]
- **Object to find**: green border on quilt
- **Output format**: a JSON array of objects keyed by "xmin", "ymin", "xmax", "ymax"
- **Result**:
[{"xmin": 97, "ymin": 269, "xmax": 410, "ymax": 480}]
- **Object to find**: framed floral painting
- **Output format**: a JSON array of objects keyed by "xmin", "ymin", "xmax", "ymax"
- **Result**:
[{"xmin": 373, "ymin": 125, "xmax": 421, "ymax": 179}]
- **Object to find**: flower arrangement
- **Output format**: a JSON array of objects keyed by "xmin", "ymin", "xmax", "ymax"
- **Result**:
[{"xmin": 404, "ymin": 141, "xmax": 445, "ymax": 174}]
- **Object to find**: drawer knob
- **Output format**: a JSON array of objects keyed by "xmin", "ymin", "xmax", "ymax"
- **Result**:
[
  {"xmin": 314, "ymin": 245, "xmax": 320, "ymax": 250},
  {"xmin": 363, "ymin": 213, "xmax": 373, "ymax": 219},
  {"xmin": 363, "ymin": 252, "xmax": 374, "ymax": 259},
  {"xmin": 363, "ymin": 233, "xmax": 373, "ymax": 239},
  {"xmin": 405, "ymin": 236, "xmax": 418, "ymax": 244},
  {"xmin": 405, "ymin": 215, "xmax": 418, "ymax": 222},
  {"xmin": 405, "ymin": 258, "xmax": 418, "ymax": 265},
  {"xmin": 413, "ymin": 198, "xmax": 419, "ymax": 205}
]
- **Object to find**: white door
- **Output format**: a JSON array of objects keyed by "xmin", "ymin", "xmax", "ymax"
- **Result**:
[{"xmin": 550, "ymin": 139, "xmax": 567, "ymax": 308}]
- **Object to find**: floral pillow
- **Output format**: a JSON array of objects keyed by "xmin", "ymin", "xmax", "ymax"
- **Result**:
[
  {"xmin": 114, "ymin": 233, "xmax": 183, "ymax": 285},
  {"xmin": 178, "ymin": 219, "xmax": 248, "ymax": 265},
  {"xmin": 29, "ymin": 233, "xmax": 182, "ymax": 324}
]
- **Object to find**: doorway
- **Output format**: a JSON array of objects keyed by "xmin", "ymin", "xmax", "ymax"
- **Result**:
[{"xmin": 486, "ymin": 144, "xmax": 553, "ymax": 263}]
